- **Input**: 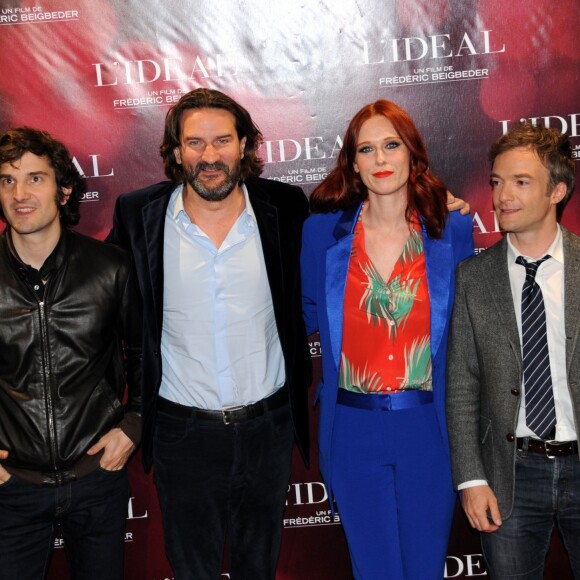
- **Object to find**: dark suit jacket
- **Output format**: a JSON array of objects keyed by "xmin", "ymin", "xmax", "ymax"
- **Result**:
[
  {"xmin": 107, "ymin": 177, "xmax": 312, "ymax": 471},
  {"xmin": 446, "ymin": 228, "xmax": 580, "ymax": 518}
]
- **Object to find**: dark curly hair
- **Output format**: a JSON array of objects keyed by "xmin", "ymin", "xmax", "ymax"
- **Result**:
[
  {"xmin": 0, "ymin": 127, "xmax": 85, "ymax": 226},
  {"xmin": 309, "ymin": 100, "xmax": 449, "ymax": 239},
  {"xmin": 489, "ymin": 121, "xmax": 575, "ymax": 213},
  {"xmin": 160, "ymin": 88, "xmax": 264, "ymax": 183}
]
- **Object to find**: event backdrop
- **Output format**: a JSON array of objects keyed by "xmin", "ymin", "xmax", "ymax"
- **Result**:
[{"xmin": 0, "ymin": 0, "xmax": 579, "ymax": 578}]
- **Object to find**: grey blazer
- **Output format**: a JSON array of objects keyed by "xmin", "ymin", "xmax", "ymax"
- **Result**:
[{"xmin": 446, "ymin": 227, "xmax": 580, "ymax": 518}]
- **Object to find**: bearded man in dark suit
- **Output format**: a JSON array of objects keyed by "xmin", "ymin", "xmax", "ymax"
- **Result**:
[{"xmin": 107, "ymin": 88, "xmax": 312, "ymax": 580}]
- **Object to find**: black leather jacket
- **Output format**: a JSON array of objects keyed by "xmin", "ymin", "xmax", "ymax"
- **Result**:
[{"xmin": 0, "ymin": 228, "xmax": 142, "ymax": 477}]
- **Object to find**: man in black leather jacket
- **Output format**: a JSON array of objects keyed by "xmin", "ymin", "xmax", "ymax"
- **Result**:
[{"xmin": 0, "ymin": 128, "xmax": 142, "ymax": 580}]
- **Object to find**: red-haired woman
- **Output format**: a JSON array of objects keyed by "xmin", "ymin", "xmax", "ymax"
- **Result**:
[{"xmin": 301, "ymin": 100, "xmax": 474, "ymax": 579}]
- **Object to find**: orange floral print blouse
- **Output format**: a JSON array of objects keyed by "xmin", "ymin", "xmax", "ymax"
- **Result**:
[{"xmin": 338, "ymin": 215, "xmax": 432, "ymax": 394}]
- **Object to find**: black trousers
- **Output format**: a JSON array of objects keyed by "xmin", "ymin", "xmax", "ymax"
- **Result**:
[{"xmin": 153, "ymin": 400, "xmax": 294, "ymax": 580}]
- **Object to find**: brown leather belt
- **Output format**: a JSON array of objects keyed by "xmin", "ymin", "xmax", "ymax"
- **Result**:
[
  {"xmin": 517, "ymin": 437, "xmax": 578, "ymax": 458},
  {"xmin": 157, "ymin": 385, "xmax": 288, "ymax": 425}
]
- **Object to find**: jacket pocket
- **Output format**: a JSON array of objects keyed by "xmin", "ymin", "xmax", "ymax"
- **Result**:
[{"xmin": 96, "ymin": 380, "xmax": 123, "ymax": 420}]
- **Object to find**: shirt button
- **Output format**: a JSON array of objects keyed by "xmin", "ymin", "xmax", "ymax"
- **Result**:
[
  {"xmin": 34, "ymin": 285, "xmax": 40, "ymax": 290},
  {"xmin": 388, "ymin": 355, "xmax": 394, "ymax": 361}
]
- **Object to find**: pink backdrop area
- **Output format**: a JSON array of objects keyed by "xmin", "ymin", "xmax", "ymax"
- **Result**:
[{"xmin": 0, "ymin": 0, "xmax": 579, "ymax": 577}]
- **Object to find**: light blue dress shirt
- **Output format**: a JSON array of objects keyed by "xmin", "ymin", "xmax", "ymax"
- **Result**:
[{"xmin": 158, "ymin": 184, "xmax": 285, "ymax": 409}]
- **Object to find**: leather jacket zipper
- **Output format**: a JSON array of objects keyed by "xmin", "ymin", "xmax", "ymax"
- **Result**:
[{"xmin": 38, "ymin": 298, "xmax": 58, "ymax": 472}]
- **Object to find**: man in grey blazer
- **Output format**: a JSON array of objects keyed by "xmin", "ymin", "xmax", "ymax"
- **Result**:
[{"xmin": 447, "ymin": 122, "xmax": 580, "ymax": 578}]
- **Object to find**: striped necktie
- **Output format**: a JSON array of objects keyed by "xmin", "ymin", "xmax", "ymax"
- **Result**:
[{"xmin": 516, "ymin": 255, "xmax": 556, "ymax": 440}]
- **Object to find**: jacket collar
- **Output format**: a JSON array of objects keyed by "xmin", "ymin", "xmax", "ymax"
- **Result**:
[
  {"xmin": 141, "ymin": 182, "xmax": 176, "ymax": 328},
  {"xmin": 3, "ymin": 225, "xmax": 68, "ymax": 282},
  {"xmin": 326, "ymin": 203, "xmax": 362, "ymax": 370},
  {"xmin": 332, "ymin": 203, "xmax": 362, "ymax": 240},
  {"xmin": 482, "ymin": 236, "xmax": 522, "ymax": 367},
  {"xmin": 247, "ymin": 186, "xmax": 287, "ymax": 346}
]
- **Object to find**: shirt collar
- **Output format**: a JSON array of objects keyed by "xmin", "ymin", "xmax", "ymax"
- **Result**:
[
  {"xmin": 169, "ymin": 183, "xmax": 256, "ymax": 232},
  {"xmin": 170, "ymin": 183, "xmax": 185, "ymax": 220},
  {"xmin": 507, "ymin": 225, "xmax": 564, "ymax": 265},
  {"xmin": 241, "ymin": 184, "xmax": 256, "ymax": 225}
]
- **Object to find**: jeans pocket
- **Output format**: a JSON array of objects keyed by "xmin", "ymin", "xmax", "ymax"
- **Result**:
[
  {"xmin": 96, "ymin": 466, "xmax": 126, "ymax": 475},
  {"xmin": 0, "ymin": 473, "xmax": 17, "ymax": 489}
]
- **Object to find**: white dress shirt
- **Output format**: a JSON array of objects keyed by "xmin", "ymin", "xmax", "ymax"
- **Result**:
[
  {"xmin": 158, "ymin": 184, "xmax": 285, "ymax": 410},
  {"xmin": 507, "ymin": 227, "xmax": 575, "ymax": 441}
]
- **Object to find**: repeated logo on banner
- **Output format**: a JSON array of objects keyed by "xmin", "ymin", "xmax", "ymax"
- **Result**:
[
  {"xmin": 364, "ymin": 29, "xmax": 503, "ymax": 87},
  {"xmin": 0, "ymin": 0, "xmax": 578, "ymax": 578}
]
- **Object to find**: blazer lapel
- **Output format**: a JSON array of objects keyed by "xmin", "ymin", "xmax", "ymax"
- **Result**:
[
  {"xmin": 142, "ymin": 190, "xmax": 172, "ymax": 336},
  {"xmin": 249, "ymin": 189, "xmax": 285, "ymax": 341},
  {"xmin": 484, "ymin": 237, "xmax": 523, "ymax": 368},
  {"xmin": 423, "ymin": 228, "xmax": 452, "ymax": 364},
  {"xmin": 563, "ymin": 228, "xmax": 580, "ymax": 373},
  {"xmin": 325, "ymin": 204, "xmax": 362, "ymax": 372}
]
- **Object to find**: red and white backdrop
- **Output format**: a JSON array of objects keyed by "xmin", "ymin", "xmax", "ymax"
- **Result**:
[{"xmin": 1, "ymin": 0, "xmax": 579, "ymax": 577}]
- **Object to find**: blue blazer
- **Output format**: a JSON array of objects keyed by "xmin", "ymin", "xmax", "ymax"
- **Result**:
[{"xmin": 301, "ymin": 203, "xmax": 474, "ymax": 500}]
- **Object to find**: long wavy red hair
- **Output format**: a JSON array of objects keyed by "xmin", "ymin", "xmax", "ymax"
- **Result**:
[{"xmin": 310, "ymin": 100, "xmax": 449, "ymax": 238}]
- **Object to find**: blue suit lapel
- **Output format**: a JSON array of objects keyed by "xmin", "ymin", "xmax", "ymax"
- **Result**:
[
  {"xmin": 325, "ymin": 204, "xmax": 362, "ymax": 371},
  {"xmin": 423, "ymin": 226, "xmax": 452, "ymax": 366},
  {"xmin": 326, "ymin": 207, "xmax": 454, "ymax": 371}
]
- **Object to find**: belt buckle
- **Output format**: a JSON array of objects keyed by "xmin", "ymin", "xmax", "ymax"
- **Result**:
[
  {"xmin": 222, "ymin": 404, "xmax": 244, "ymax": 425},
  {"xmin": 42, "ymin": 469, "xmax": 76, "ymax": 487},
  {"xmin": 544, "ymin": 439, "xmax": 558, "ymax": 459}
]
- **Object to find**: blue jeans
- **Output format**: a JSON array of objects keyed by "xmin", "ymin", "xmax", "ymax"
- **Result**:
[
  {"xmin": 0, "ymin": 467, "xmax": 129, "ymax": 580},
  {"xmin": 153, "ymin": 401, "xmax": 294, "ymax": 580},
  {"xmin": 481, "ymin": 446, "xmax": 580, "ymax": 579}
]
